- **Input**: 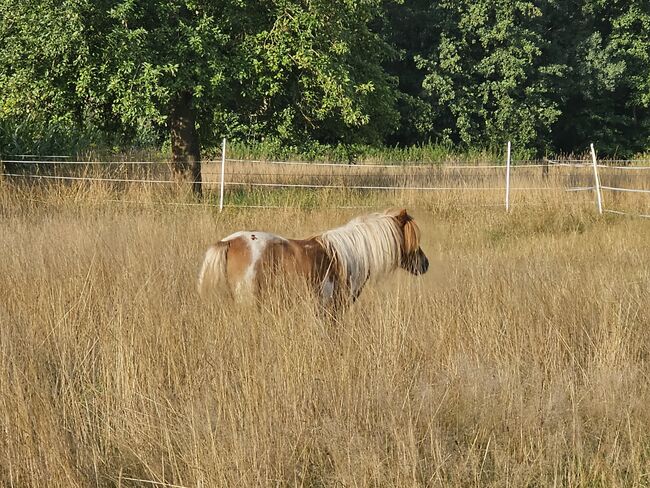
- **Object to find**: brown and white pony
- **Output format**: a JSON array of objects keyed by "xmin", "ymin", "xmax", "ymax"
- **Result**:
[{"xmin": 197, "ymin": 208, "xmax": 429, "ymax": 312}]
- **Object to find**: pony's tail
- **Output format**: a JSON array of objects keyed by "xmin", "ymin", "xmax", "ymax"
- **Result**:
[{"xmin": 197, "ymin": 242, "xmax": 229, "ymax": 299}]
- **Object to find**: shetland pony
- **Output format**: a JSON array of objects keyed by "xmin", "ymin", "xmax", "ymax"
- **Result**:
[{"xmin": 197, "ymin": 208, "xmax": 429, "ymax": 312}]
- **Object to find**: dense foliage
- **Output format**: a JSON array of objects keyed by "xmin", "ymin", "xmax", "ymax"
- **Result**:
[{"xmin": 1, "ymin": 0, "xmax": 649, "ymax": 157}]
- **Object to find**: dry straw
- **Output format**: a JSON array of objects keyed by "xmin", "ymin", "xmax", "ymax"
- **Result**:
[{"xmin": 1, "ymin": 171, "xmax": 649, "ymax": 486}]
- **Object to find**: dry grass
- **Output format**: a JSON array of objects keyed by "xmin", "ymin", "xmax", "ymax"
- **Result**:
[{"xmin": 1, "ymin": 176, "xmax": 650, "ymax": 487}]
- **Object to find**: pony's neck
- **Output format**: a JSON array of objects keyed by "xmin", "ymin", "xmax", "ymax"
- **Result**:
[{"xmin": 319, "ymin": 214, "xmax": 402, "ymax": 294}]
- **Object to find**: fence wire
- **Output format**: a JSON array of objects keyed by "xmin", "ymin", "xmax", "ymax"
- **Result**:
[{"xmin": 2, "ymin": 154, "xmax": 650, "ymax": 216}]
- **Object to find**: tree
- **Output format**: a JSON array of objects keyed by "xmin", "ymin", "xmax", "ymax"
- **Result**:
[
  {"xmin": 410, "ymin": 0, "xmax": 564, "ymax": 153},
  {"xmin": 548, "ymin": 0, "xmax": 650, "ymax": 154},
  {"xmin": 1, "ymin": 0, "xmax": 398, "ymax": 192},
  {"xmin": 382, "ymin": 0, "xmax": 650, "ymax": 155},
  {"xmin": 610, "ymin": 0, "xmax": 650, "ymax": 153},
  {"xmin": 0, "ymin": 0, "xmax": 92, "ymax": 154},
  {"xmin": 212, "ymin": 0, "xmax": 399, "ymax": 148},
  {"xmin": 3, "ymin": 0, "xmax": 649, "ymax": 159},
  {"xmin": 380, "ymin": 0, "xmax": 441, "ymax": 146}
]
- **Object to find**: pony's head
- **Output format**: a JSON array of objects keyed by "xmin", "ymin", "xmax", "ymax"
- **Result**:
[{"xmin": 389, "ymin": 209, "xmax": 429, "ymax": 276}]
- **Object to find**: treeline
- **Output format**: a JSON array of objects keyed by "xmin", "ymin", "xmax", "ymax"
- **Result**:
[{"xmin": 1, "ymin": 0, "xmax": 649, "ymax": 159}]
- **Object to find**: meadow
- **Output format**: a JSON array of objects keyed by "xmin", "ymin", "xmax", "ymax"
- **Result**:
[{"xmin": 1, "ymin": 169, "xmax": 649, "ymax": 487}]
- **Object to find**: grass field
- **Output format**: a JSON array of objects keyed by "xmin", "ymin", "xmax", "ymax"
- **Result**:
[{"xmin": 1, "ymin": 175, "xmax": 650, "ymax": 487}]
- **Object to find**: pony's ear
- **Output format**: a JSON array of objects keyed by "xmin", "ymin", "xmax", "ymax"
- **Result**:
[
  {"xmin": 393, "ymin": 208, "xmax": 411, "ymax": 225},
  {"xmin": 402, "ymin": 218, "xmax": 421, "ymax": 254}
]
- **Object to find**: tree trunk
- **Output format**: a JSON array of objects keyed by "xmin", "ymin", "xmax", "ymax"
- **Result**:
[{"xmin": 170, "ymin": 90, "xmax": 202, "ymax": 197}]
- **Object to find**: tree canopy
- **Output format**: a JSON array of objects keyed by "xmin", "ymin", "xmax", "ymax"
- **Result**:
[{"xmin": 1, "ymin": 0, "xmax": 649, "ymax": 158}]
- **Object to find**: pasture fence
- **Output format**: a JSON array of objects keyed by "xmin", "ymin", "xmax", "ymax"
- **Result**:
[{"xmin": 2, "ymin": 142, "xmax": 649, "ymax": 218}]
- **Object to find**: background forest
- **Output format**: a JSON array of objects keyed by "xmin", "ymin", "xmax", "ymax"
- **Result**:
[{"xmin": 1, "ymin": 0, "xmax": 649, "ymax": 159}]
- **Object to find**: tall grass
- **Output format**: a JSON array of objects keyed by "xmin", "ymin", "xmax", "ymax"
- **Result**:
[
  {"xmin": 1, "ymin": 179, "xmax": 650, "ymax": 486},
  {"xmin": 212, "ymin": 141, "xmax": 507, "ymax": 165}
]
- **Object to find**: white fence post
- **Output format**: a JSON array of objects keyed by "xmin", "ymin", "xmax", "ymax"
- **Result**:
[
  {"xmin": 505, "ymin": 141, "xmax": 511, "ymax": 212},
  {"xmin": 219, "ymin": 138, "xmax": 226, "ymax": 212},
  {"xmin": 590, "ymin": 143, "xmax": 603, "ymax": 214}
]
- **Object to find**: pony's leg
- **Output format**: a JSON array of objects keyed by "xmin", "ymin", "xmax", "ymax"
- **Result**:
[{"xmin": 318, "ymin": 279, "xmax": 354, "ymax": 320}]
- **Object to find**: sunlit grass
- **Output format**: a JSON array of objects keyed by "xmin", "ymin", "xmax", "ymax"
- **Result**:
[{"xmin": 1, "ymin": 177, "xmax": 649, "ymax": 486}]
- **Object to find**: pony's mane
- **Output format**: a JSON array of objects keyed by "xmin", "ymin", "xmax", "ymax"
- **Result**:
[{"xmin": 317, "ymin": 211, "xmax": 407, "ymax": 295}]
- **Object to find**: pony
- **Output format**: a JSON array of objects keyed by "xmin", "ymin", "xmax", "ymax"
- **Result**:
[{"xmin": 197, "ymin": 208, "xmax": 429, "ymax": 312}]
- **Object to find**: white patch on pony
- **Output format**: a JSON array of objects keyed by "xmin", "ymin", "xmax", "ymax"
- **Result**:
[{"xmin": 224, "ymin": 231, "xmax": 287, "ymax": 297}]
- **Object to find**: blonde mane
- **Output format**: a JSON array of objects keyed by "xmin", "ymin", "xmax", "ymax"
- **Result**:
[{"xmin": 318, "ymin": 212, "xmax": 406, "ymax": 296}]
